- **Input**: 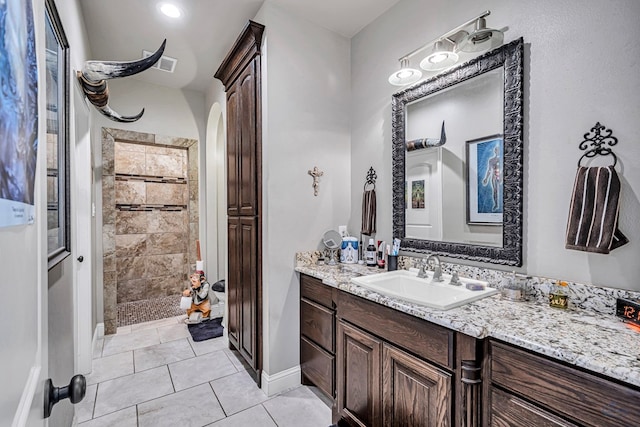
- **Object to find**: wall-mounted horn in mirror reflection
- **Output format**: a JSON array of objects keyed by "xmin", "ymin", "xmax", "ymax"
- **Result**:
[{"xmin": 392, "ymin": 38, "xmax": 524, "ymax": 266}]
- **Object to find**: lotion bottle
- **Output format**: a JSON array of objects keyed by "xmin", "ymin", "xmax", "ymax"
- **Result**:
[{"xmin": 365, "ymin": 239, "xmax": 377, "ymax": 267}]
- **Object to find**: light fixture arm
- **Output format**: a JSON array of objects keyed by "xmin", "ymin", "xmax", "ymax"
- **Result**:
[{"xmin": 398, "ymin": 10, "xmax": 491, "ymax": 62}]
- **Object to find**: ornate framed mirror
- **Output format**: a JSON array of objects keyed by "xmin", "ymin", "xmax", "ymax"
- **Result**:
[{"xmin": 392, "ymin": 38, "xmax": 524, "ymax": 266}]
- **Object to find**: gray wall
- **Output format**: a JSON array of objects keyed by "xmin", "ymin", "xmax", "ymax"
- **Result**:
[
  {"xmin": 255, "ymin": 2, "xmax": 352, "ymax": 376},
  {"xmin": 350, "ymin": 0, "xmax": 640, "ymax": 291}
]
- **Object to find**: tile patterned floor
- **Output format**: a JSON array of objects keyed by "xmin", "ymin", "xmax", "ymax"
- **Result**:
[
  {"xmin": 78, "ymin": 315, "xmax": 332, "ymax": 427},
  {"xmin": 117, "ymin": 295, "xmax": 184, "ymax": 327}
]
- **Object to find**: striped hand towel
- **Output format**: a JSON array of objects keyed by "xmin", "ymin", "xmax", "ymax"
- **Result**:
[
  {"xmin": 361, "ymin": 189, "xmax": 376, "ymax": 235},
  {"xmin": 565, "ymin": 166, "xmax": 628, "ymax": 254}
]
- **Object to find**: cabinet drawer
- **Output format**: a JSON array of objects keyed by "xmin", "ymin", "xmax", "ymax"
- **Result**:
[
  {"xmin": 301, "ymin": 298, "xmax": 334, "ymax": 352},
  {"xmin": 301, "ymin": 274, "xmax": 334, "ymax": 308},
  {"xmin": 490, "ymin": 387, "xmax": 578, "ymax": 427},
  {"xmin": 337, "ymin": 291, "xmax": 453, "ymax": 369},
  {"xmin": 301, "ymin": 336, "xmax": 334, "ymax": 398},
  {"xmin": 491, "ymin": 341, "xmax": 640, "ymax": 427}
]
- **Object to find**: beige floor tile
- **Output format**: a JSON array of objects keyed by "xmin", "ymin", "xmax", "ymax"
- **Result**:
[
  {"xmin": 102, "ymin": 328, "xmax": 161, "ymax": 356},
  {"xmin": 86, "ymin": 351, "xmax": 134, "ymax": 385},
  {"xmin": 262, "ymin": 386, "xmax": 331, "ymax": 427},
  {"xmin": 169, "ymin": 350, "xmax": 237, "ymax": 391},
  {"xmin": 206, "ymin": 404, "xmax": 277, "ymax": 427},
  {"xmin": 158, "ymin": 322, "xmax": 191, "ymax": 343},
  {"xmin": 138, "ymin": 383, "xmax": 225, "ymax": 426},
  {"xmin": 78, "ymin": 406, "xmax": 137, "ymax": 427},
  {"xmin": 223, "ymin": 348, "xmax": 249, "ymax": 371},
  {"xmin": 188, "ymin": 335, "xmax": 228, "ymax": 356},
  {"xmin": 210, "ymin": 370, "xmax": 269, "ymax": 415},
  {"xmin": 131, "ymin": 316, "xmax": 180, "ymax": 332},
  {"xmin": 93, "ymin": 366, "xmax": 173, "ymax": 418},
  {"xmin": 75, "ymin": 383, "xmax": 97, "ymax": 423},
  {"xmin": 134, "ymin": 338, "xmax": 194, "ymax": 372}
]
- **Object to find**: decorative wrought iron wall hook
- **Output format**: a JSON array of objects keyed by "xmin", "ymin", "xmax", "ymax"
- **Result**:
[
  {"xmin": 577, "ymin": 122, "xmax": 619, "ymax": 167},
  {"xmin": 364, "ymin": 167, "xmax": 377, "ymax": 190}
]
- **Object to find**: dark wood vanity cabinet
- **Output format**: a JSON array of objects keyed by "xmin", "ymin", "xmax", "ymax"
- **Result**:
[
  {"xmin": 299, "ymin": 274, "xmax": 484, "ymax": 426},
  {"xmin": 487, "ymin": 340, "xmax": 640, "ymax": 427},
  {"xmin": 335, "ymin": 291, "xmax": 457, "ymax": 427},
  {"xmin": 215, "ymin": 21, "xmax": 264, "ymax": 383},
  {"xmin": 300, "ymin": 274, "xmax": 337, "ymax": 399},
  {"xmin": 336, "ymin": 318, "xmax": 453, "ymax": 426},
  {"xmin": 299, "ymin": 274, "xmax": 640, "ymax": 426}
]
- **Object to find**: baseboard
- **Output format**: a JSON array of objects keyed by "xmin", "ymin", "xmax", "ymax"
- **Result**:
[
  {"xmin": 261, "ymin": 365, "xmax": 301, "ymax": 397},
  {"xmin": 12, "ymin": 366, "xmax": 41, "ymax": 427},
  {"xmin": 92, "ymin": 323, "xmax": 104, "ymax": 357}
]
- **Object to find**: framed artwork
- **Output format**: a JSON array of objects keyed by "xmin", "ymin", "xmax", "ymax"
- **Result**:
[
  {"xmin": 0, "ymin": 0, "xmax": 38, "ymax": 228},
  {"xmin": 45, "ymin": 0, "xmax": 71, "ymax": 268},
  {"xmin": 411, "ymin": 180, "xmax": 425, "ymax": 209},
  {"xmin": 466, "ymin": 135, "xmax": 503, "ymax": 225}
]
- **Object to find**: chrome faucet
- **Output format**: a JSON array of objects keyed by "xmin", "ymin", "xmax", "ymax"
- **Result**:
[
  {"xmin": 416, "ymin": 258, "xmax": 429, "ymax": 279},
  {"xmin": 449, "ymin": 271, "xmax": 462, "ymax": 286},
  {"xmin": 427, "ymin": 255, "xmax": 443, "ymax": 282}
]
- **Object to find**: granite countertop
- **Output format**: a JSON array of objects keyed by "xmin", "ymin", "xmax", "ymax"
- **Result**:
[{"xmin": 295, "ymin": 262, "xmax": 640, "ymax": 389}]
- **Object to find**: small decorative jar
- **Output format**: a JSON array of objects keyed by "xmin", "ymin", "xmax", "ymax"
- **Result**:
[{"xmin": 549, "ymin": 280, "xmax": 569, "ymax": 309}]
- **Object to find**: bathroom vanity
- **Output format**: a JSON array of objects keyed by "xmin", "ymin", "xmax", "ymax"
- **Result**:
[{"xmin": 297, "ymin": 266, "xmax": 640, "ymax": 426}]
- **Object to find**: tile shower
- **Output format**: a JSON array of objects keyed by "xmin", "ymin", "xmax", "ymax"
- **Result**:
[{"xmin": 102, "ymin": 128, "xmax": 199, "ymax": 333}]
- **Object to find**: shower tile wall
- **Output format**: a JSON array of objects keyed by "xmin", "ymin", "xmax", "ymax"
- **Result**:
[
  {"xmin": 114, "ymin": 142, "xmax": 189, "ymax": 303},
  {"xmin": 102, "ymin": 128, "xmax": 200, "ymax": 334}
]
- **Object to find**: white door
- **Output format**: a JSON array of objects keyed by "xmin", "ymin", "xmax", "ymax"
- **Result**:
[{"xmin": 405, "ymin": 148, "xmax": 443, "ymax": 240}]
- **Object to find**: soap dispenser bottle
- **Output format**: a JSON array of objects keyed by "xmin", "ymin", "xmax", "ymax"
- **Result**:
[{"xmin": 365, "ymin": 239, "xmax": 377, "ymax": 267}]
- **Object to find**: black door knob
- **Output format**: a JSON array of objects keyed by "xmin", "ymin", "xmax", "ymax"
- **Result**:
[
  {"xmin": 44, "ymin": 374, "xmax": 86, "ymax": 418},
  {"xmin": 77, "ymin": 255, "xmax": 84, "ymax": 262}
]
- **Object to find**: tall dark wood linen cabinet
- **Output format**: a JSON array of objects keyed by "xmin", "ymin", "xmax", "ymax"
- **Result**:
[{"xmin": 214, "ymin": 20, "xmax": 264, "ymax": 385}]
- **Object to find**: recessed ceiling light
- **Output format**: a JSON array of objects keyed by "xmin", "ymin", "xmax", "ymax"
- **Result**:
[{"xmin": 159, "ymin": 3, "xmax": 182, "ymax": 18}]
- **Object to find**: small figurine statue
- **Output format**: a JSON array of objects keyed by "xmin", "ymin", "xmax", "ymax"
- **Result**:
[{"xmin": 183, "ymin": 272, "xmax": 210, "ymax": 323}]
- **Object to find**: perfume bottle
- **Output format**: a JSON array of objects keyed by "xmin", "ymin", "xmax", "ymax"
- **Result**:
[{"xmin": 549, "ymin": 280, "xmax": 569, "ymax": 309}]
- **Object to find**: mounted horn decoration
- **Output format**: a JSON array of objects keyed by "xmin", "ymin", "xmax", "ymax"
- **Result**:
[{"xmin": 77, "ymin": 39, "xmax": 167, "ymax": 122}]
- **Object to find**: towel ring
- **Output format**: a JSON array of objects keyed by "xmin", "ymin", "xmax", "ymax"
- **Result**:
[
  {"xmin": 576, "ymin": 122, "xmax": 619, "ymax": 168},
  {"xmin": 364, "ymin": 167, "xmax": 377, "ymax": 191},
  {"xmin": 577, "ymin": 149, "xmax": 617, "ymax": 168}
]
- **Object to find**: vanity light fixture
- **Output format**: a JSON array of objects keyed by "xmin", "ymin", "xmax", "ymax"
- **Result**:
[
  {"xmin": 420, "ymin": 38, "xmax": 459, "ymax": 71},
  {"xmin": 458, "ymin": 17, "xmax": 504, "ymax": 53},
  {"xmin": 387, "ymin": 10, "xmax": 504, "ymax": 86},
  {"xmin": 388, "ymin": 58, "xmax": 423, "ymax": 86},
  {"xmin": 159, "ymin": 2, "xmax": 182, "ymax": 18}
]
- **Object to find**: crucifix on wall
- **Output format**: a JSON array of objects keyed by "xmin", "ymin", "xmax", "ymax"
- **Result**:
[{"xmin": 308, "ymin": 166, "xmax": 324, "ymax": 196}]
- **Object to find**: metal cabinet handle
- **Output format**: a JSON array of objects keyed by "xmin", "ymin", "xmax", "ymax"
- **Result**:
[
  {"xmin": 44, "ymin": 374, "xmax": 86, "ymax": 418},
  {"xmin": 77, "ymin": 255, "xmax": 84, "ymax": 262}
]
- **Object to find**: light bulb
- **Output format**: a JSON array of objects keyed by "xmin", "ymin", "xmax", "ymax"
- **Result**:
[{"xmin": 160, "ymin": 3, "xmax": 182, "ymax": 18}]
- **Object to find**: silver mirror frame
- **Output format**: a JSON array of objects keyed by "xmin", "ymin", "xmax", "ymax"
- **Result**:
[{"xmin": 392, "ymin": 38, "xmax": 524, "ymax": 266}]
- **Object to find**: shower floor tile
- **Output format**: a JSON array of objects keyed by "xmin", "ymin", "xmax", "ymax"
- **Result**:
[{"xmin": 117, "ymin": 295, "xmax": 184, "ymax": 327}]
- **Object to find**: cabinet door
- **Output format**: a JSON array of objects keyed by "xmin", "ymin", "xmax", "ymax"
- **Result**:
[
  {"xmin": 226, "ymin": 87, "xmax": 240, "ymax": 216},
  {"xmin": 238, "ymin": 59, "xmax": 258, "ymax": 216},
  {"xmin": 336, "ymin": 320, "xmax": 382, "ymax": 427},
  {"xmin": 227, "ymin": 218, "xmax": 240, "ymax": 346},
  {"xmin": 238, "ymin": 216, "xmax": 258, "ymax": 369},
  {"xmin": 382, "ymin": 343, "xmax": 452, "ymax": 427},
  {"xmin": 490, "ymin": 388, "xmax": 578, "ymax": 427}
]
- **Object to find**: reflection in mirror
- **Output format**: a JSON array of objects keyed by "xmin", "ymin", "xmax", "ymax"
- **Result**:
[
  {"xmin": 405, "ymin": 68, "xmax": 504, "ymax": 247},
  {"xmin": 392, "ymin": 38, "xmax": 524, "ymax": 266}
]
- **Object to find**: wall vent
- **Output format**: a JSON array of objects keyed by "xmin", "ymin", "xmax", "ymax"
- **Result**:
[{"xmin": 142, "ymin": 50, "xmax": 177, "ymax": 73}]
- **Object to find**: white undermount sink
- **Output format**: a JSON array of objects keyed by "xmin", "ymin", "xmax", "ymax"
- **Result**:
[{"xmin": 350, "ymin": 269, "xmax": 499, "ymax": 310}]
